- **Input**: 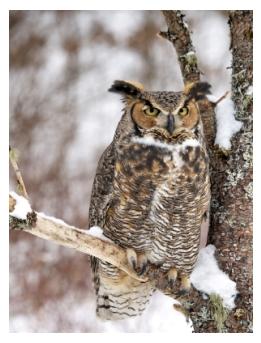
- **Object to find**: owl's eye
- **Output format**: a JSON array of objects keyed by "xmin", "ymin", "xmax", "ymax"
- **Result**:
[
  {"xmin": 178, "ymin": 107, "xmax": 189, "ymax": 116},
  {"xmin": 143, "ymin": 105, "xmax": 160, "ymax": 116}
]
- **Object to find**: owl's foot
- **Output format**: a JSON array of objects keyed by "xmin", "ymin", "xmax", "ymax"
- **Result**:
[
  {"xmin": 167, "ymin": 268, "xmax": 191, "ymax": 295},
  {"xmin": 178, "ymin": 274, "xmax": 191, "ymax": 296},
  {"xmin": 167, "ymin": 267, "xmax": 178, "ymax": 289},
  {"xmin": 126, "ymin": 248, "xmax": 148, "ymax": 275}
]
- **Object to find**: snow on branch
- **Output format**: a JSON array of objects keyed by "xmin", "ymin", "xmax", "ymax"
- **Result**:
[
  {"xmin": 213, "ymin": 97, "xmax": 242, "ymax": 150},
  {"xmin": 207, "ymin": 93, "xmax": 243, "ymax": 151},
  {"xmin": 9, "ymin": 192, "xmax": 147, "ymax": 283}
]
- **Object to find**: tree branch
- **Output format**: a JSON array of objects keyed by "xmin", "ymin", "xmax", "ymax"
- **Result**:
[
  {"xmin": 9, "ymin": 194, "xmax": 147, "ymax": 283},
  {"xmin": 159, "ymin": 10, "xmax": 200, "ymax": 83},
  {"xmin": 158, "ymin": 10, "xmax": 253, "ymax": 333},
  {"xmin": 9, "ymin": 192, "xmax": 204, "ymax": 312},
  {"xmin": 160, "ymin": 10, "xmax": 215, "ymax": 150}
]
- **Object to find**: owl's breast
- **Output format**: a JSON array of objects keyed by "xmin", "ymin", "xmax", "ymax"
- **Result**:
[
  {"xmin": 103, "ymin": 139, "xmax": 173, "ymax": 250},
  {"xmin": 104, "ymin": 135, "xmax": 210, "ymax": 256}
]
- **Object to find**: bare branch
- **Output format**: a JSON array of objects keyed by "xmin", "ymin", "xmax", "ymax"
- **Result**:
[
  {"xmin": 9, "ymin": 194, "xmax": 147, "ymax": 283},
  {"xmin": 159, "ymin": 11, "xmax": 200, "ymax": 83},
  {"xmin": 213, "ymin": 91, "xmax": 230, "ymax": 106},
  {"xmin": 9, "ymin": 193, "xmax": 193, "ymax": 300}
]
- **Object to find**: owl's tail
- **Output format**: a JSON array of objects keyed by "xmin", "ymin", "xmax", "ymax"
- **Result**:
[{"xmin": 91, "ymin": 258, "xmax": 154, "ymax": 320}]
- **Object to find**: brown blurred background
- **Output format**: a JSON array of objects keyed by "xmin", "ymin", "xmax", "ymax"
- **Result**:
[{"xmin": 9, "ymin": 10, "xmax": 230, "ymax": 332}]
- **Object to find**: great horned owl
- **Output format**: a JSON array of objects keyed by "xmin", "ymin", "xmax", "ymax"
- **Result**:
[{"xmin": 88, "ymin": 80, "xmax": 211, "ymax": 320}]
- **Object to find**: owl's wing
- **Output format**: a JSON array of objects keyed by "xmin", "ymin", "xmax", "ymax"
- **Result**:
[
  {"xmin": 88, "ymin": 141, "xmax": 116, "ymax": 296},
  {"xmin": 88, "ymin": 142, "xmax": 116, "ymax": 228}
]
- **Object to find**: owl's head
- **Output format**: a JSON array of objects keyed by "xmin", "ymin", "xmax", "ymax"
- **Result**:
[{"xmin": 109, "ymin": 80, "xmax": 211, "ymax": 137}]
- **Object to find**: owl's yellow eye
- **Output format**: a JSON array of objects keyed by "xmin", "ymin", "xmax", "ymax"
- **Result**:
[
  {"xmin": 178, "ymin": 107, "xmax": 189, "ymax": 116},
  {"xmin": 143, "ymin": 105, "xmax": 160, "ymax": 116}
]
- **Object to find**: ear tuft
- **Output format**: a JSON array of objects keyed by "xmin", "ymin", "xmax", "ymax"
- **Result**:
[
  {"xmin": 184, "ymin": 81, "xmax": 211, "ymax": 101},
  {"xmin": 108, "ymin": 80, "xmax": 144, "ymax": 98}
]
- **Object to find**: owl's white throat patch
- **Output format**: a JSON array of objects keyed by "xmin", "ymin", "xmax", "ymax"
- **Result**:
[{"xmin": 132, "ymin": 136, "xmax": 200, "ymax": 169}]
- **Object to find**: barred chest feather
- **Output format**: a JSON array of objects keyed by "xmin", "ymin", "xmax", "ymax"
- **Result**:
[{"xmin": 103, "ymin": 133, "xmax": 210, "ymax": 273}]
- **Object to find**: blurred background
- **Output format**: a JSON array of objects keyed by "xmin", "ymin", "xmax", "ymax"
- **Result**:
[{"xmin": 9, "ymin": 10, "xmax": 231, "ymax": 332}]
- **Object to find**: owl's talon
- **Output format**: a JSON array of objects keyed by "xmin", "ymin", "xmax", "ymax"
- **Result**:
[
  {"xmin": 130, "ymin": 258, "xmax": 137, "ymax": 270},
  {"xmin": 137, "ymin": 261, "xmax": 148, "ymax": 275},
  {"xmin": 126, "ymin": 249, "xmax": 148, "ymax": 275},
  {"xmin": 180, "ymin": 275, "xmax": 191, "ymax": 293},
  {"xmin": 126, "ymin": 248, "xmax": 138, "ymax": 271},
  {"xmin": 136, "ymin": 253, "xmax": 148, "ymax": 275},
  {"xmin": 167, "ymin": 267, "xmax": 178, "ymax": 289},
  {"xmin": 140, "ymin": 262, "xmax": 148, "ymax": 275}
]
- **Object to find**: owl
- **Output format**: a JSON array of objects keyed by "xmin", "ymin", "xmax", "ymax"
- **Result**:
[{"xmin": 88, "ymin": 80, "xmax": 211, "ymax": 320}]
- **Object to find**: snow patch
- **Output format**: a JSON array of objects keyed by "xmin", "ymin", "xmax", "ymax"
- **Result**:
[
  {"xmin": 9, "ymin": 191, "xmax": 32, "ymax": 220},
  {"xmin": 9, "ymin": 289, "xmax": 192, "ymax": 333},
  {"xmin": 88, "ymin": 226, "xmax": 112, "ymax": 243},
  {"xmin": 246, "ymin": 85, "xmax": 253, "ymax": 96},
  {"xmin": 98, "ymin": 291, "xmax": 193, "ymax": 333},
  {"xmin": 206, "ymin": 94, "xmax": 219, "ymax": 103},
  {"xmin": 214, "ymin": 98, "xmax": 243, "ymax": 150},
  {"xmin": 191, "ymin": 245, "xmax": 238, "ymax": 309},
  {"xmin": 37, "ymin": 212, "xmax": 71, "ymax": 227}
]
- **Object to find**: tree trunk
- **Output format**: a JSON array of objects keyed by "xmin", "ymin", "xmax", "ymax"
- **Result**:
[
  {"xmin": 161, "ymin": 10, "xmax": 253, "ymax": 332},
  {"xmin": 209, "ymin": 10, "xmax": 253, "ymax": 333}
]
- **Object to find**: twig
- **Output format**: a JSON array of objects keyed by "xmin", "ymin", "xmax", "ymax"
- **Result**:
[
  {"xmin": 9, "ymin": 146, "xmax": 29, "ymax": 199},
  {"xmin": 209, "ymin": 91, "xmax": 230, "ymax": 107}
]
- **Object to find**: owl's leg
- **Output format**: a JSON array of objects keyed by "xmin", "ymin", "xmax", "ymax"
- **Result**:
[{"xmin": 126, "ymin": 248, "xmax": 148, "ymax": 275}]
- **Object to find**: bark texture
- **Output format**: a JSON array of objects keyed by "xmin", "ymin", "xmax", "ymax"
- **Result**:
[
  {"xmin": 161, "ymin": 10, "xmax": 253, "ymax": 333},
  {"xmin": 210, "ymin": 10, "xmax": 253, "ymax": 332},
  {"xmin": 160, "ymin": 10, "xmax": 200, "ymax": 83}
]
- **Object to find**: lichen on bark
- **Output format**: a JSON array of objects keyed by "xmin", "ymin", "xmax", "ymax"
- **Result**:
[
  {"xmin": 161, "ymin": 10, "xmax": 253, "ymax": 333},
  {"xmin": 209, "ymin": 10, "xmax": 253, "ymax": 333}
]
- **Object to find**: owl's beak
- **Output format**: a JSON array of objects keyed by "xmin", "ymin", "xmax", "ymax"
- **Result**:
[{"xmin": 166, "ymin": 114, "xmax": 175, "ymax": 134}]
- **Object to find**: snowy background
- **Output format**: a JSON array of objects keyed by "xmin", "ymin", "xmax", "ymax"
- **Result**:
[{"xmin": 9, "ymin": 10, "xmax": 233, "ymax": 332}]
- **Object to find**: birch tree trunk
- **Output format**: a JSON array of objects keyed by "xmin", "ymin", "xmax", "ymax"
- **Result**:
[{"xmin": 161, "ymin": 10, "xmax": 253, "ymax": 333}]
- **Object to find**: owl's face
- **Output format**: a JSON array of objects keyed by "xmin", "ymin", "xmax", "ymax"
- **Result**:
[{"xmin": 109, "ymin": 80, "xmax": 211, "ymax": 137}]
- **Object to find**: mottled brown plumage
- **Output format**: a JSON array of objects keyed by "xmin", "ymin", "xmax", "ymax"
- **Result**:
[{"xmin": 88, "ymin": 80, "xmax": 211, "ymax": 320}]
